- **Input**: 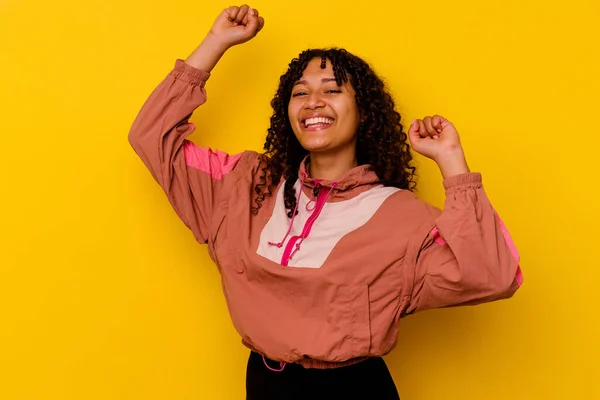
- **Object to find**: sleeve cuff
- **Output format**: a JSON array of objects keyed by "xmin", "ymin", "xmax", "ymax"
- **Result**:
[
  {"xmin": 170, "ymin": 59, "xmax": 211, "ymax": 87},
  {"xmin": 442, "ymin": 172, "xmax": 482, "ymax": 191}
]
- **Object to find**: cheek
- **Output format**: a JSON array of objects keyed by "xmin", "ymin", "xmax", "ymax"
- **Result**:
[
  {"xmin": 338, "ymin": 101, "xmax": 360, "ymax": 129},
  {"xmin": 348, "ymin": 99, "xmax": 360, "ymax": 122},
  {"xmin": 288, "ymin": 102, "xmax": 299, "ymax": 123}
]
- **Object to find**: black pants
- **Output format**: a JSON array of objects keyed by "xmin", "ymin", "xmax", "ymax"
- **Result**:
[{"xmin": 246, "ymin": 352, "xmax": 400, "ymax": 400}]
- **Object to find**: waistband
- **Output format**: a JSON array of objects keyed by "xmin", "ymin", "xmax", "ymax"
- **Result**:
[{"xmin": 242, "ymin": 339, "xmax": 368, "ymax": 370}]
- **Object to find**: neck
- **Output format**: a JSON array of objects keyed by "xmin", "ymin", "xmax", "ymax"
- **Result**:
[{"xmin": 308, "ymin": 146, "xmax": 358, "ymax": 181}]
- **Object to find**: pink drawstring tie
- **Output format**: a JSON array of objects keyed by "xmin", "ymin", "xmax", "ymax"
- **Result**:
[
  {"xmin": 305, "ymin": 178, "xmax": 322, "ymax": 211},
  {"xmin": 262, "ymin": 354, "xmax": 287, "ymax": 372},
  {"xmin": 267, "ymin": 172, "xmax": 307, "ymax": 248},
  {"xmin": 268, "ymin": 176, "xmax": 338, "ymax": 259}
]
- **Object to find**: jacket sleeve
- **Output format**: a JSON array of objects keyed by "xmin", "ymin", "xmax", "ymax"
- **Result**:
[
  {"xmin": 403, "ymin": 172, "xmax": 523, "ymax": 314},
  {"xmin": 128, "ymin": 59, "xmax": 245, "ymax": 243}
]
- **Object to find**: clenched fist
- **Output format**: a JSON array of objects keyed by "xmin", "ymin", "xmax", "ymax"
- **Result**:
[
  {"xmin": 209, "ymin": 5, "xmax": 265, "ymax": 49},
  {"xmin": 408, "ymin": 115, "xmax": 470, "ymax": 179},
  {"xmin": 185, "ymin": 5, "xmax": 265, "ymax": 72}
]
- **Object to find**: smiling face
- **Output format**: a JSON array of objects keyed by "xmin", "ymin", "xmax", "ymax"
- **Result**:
[{"xmin": 287, "ymin": 58, "xmax": 360, "ymax": 156}]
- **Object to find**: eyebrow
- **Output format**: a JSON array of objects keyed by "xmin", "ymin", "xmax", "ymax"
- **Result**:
[{"xmin": 293, "ymin": 78, "xmax": 337, "ymax": 86}]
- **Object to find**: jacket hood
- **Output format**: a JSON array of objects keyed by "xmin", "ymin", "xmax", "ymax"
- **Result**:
[{"xmin": 297, "ymin": 155, "xmax": 382, "ymax": 199}]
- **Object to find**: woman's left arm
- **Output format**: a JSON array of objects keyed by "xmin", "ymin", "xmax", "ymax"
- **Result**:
[{"xmin": 402, "ymin": 116, "xmax": 523, "ymax": 313}]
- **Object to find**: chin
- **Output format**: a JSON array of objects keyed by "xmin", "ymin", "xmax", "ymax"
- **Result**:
[
  {"xmin": 299, "ymin": 140, "xmax": 331, "ymax": 153},
  {"xmin": 296, "ymin": 132, "xmax": 331, "ymax": 151}
]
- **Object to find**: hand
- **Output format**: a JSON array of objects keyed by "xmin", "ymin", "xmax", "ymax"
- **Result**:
[
  {"xmin": 408, "ymin": 115, "xmax": 470, "ymax": 178},
  {"xmin": 208, "ymin": 5, "xmax": 265, "ymax": 50}
]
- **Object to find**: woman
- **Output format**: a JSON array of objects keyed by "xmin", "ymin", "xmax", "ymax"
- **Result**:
[{"xmin": 128, "ymin": 5, "xmax": 523, "ymax": 399}]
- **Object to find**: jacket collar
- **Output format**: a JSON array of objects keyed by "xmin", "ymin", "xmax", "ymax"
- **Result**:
[{"xmin": 296, "ymin": 155, "xmax": 381, "ymax": 196}]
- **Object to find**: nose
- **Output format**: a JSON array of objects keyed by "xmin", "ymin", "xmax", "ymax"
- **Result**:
[{"xmin": 304, "ymin": 91, "xmax": 325, "ymax": 109}]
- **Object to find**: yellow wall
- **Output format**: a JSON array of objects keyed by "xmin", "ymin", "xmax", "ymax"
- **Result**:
[{"xmin": 1, "ymin": 0, "xmax": 598, "ymax": 398}]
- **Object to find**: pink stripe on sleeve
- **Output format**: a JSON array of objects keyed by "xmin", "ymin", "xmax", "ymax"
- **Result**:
[
  {"xmin": 430, "ymin": 227, "xmax": 446, "ymax": 246},
  {"xmin": 429, "ymin": 212, "xmax": 523, "ymax": 287},
  {"xmin": 495, "ymin": 212, "xmax": 524, "ymax": 287},
  {"xmin": 183, "ymin": 140, "xmax": 243, "ymax": 180}
]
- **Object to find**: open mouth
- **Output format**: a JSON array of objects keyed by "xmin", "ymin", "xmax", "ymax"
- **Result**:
[{"xmin": 302, "ymin": 117, "xmax": 335, "ymax": 129}]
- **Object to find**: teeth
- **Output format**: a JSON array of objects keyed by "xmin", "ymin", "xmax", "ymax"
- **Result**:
[{"xmin": 305, "ymin": 117, "xmax": 334, "ymax": 127}]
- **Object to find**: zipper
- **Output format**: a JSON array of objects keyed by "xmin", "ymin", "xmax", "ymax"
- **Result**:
[{"xmin": 280, "ymin": 183, "xmax": 328, "ymax": 266}]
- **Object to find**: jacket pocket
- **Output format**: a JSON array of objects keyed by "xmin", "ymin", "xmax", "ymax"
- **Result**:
[{"xmin": 327, "ymin": 285, "xmax": 372, "ymax": 356}]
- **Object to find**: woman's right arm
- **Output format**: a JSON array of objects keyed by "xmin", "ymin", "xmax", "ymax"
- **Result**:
[
  {"xmin": 128, "ymin": 5, "xmax": 264, "ymax": 243},
  {"xmin": 185, "ymin": 4, "xmax": 265, "ymax": 71}
]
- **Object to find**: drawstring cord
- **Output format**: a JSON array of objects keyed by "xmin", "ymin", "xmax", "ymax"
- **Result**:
[
  {"xmin": 262, "ymin": 354, "xmax": 286, "ymax": 372},
  {"xmin": 267, "ymin": 172, "xmax": 307, "ymax": 248},
  {"xmin": 305, "ymin": 178, "xmax": 322, "ymax": 211}
]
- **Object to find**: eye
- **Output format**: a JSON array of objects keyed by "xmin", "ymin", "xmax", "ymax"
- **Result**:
[
  {"xmin": 292, "ymin": 91, "xmax": 307, "ymax": 97},
  {"xmin": 326, "ymin": 90, "xmax": 342, "ymax": 94}
]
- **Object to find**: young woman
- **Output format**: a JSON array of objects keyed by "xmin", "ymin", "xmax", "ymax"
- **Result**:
[{"xmin": 128, "ymin": 5, "xmax": 523, "ymax": 399}]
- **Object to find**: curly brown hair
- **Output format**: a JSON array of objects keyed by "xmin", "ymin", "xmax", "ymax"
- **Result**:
[{"xmin": 252, "ymin": 48, "xmax": 416, "ymax": 217}]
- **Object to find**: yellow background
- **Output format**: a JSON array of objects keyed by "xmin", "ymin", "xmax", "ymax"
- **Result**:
[{"xmin": 1, "ymin": 0, "xmax": 598, "ymax": 398}]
